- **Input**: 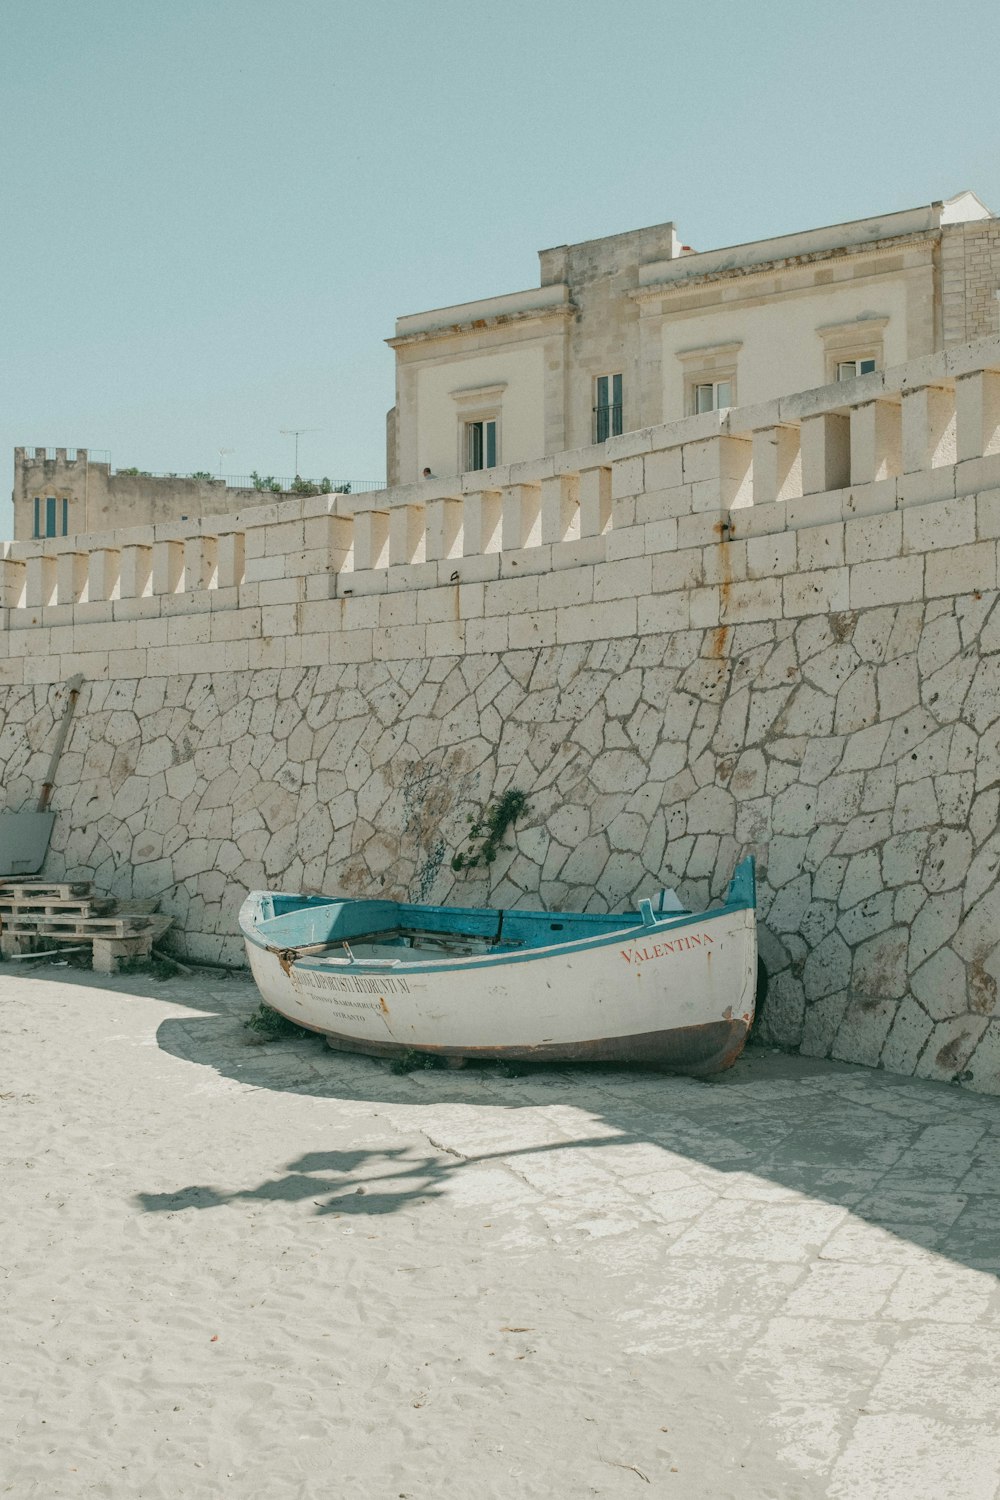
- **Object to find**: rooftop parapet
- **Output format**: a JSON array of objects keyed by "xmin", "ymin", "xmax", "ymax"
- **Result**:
[{"xmin": 3, "ymin": 336, "xmax": 999, "ymax": 619}]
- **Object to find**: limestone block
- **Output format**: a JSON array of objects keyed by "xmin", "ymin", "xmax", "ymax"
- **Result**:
[
  {"xmin": 460, "ymin": 490, "xmax": 502, "ymax": 557},
  {"xmin": 897, "ymin": 465, "xmax": 958, "ymax": 510},
  {"xmin": 92, "ymin": 933, "xmax": 153, "ymax": 974},
  {"xmin": 801, "ymin": 929, "xmax": 851, "ymax": 1002},
  {"xmin": 243, "ymin": 555, "xmax": 286, "ymax": 584},
  {"xmin": 485, "ymin": 576, "xmax": 539, "ymax": 617},
  {"xmin": 25, "ymin": 555, "xmax": 56, "ymax": 608},
  {"xmin": 539, "ymin": 475, "xmax": 580, "ymax": 546},
  {"xmin": 56, "ymin": 551, "xmax": 88, "ymax": 606},
  {"xmin": 152, "ymin": 541, "xmax": 184, "ymax": 596},
  {"xmin": 0, "ymin": 558, "xmax": 25, "ymax": 608},
  {"xmin": 681, "ymin": 436, "xmax": 752, "ymax": 509},
  {"xmin": 749, "ymin": 424, "xmax": 801, "ymax": 506},
  {"xmin": 717, "ymin": 578, "xmax": 782, "ymax": 626},
  {"xmin": 850, "ymin": 399, "xmax": 902, "ymax": 484},
  {"xmin": 352, "ymin": 510, "xmax": 389, "ymax": 571},
  {"xmin": 909, "ymin": 890, "xmax": 963, "ymax": 971},
  {"xmin": 843, "ymin": 513, "xmax": 901, "ymax": 568},
  {"xmin": 830, "ymin": 997, "xmax": 897, "ymax": 1068},
  {"xmin": 801, "ymin": 412, "xmax": 850, "ymax": 495},
  {"xmin": 782, "ymin": 489, "xmax": 846, "ymax": 532},
  {"xmin": 914, "ymin": 1015, "xmax": 989, "ymax": 1081},
  {"xmin": 263, "ymin": 520, "xmax": 304, "ymax": 557},
  {"xmin": 921, "ymin": 828, "xmax": 974, "ymax": 893},
  {"xmin": 537, "ymin": 569, "xmax": 592, "ymax": 610},
  {"xmin": 419, "ymin": 497, "xmax": 461, "ymax": 564},
  {"xmin": 901, "ymin": 385, "xmax": 956, "ymax": 472},
  {"xmin": 388, "ymin": 503, "xmax": 425, "ymax": 567},
  {"xmin": 744, "ymin": 532, "xmax": 795, "ymax": 580},
  {"xmin": 893, "ymin": 778, "xmax": 940, "ymax": 834},
  {"xmin": 637, "ymin": 592, "xmax": 690, "ymax": 633},
  {"xmin": 849, "ymin": 556, "xmax": 924, "ymax": 610},
  {"xmin": 555, "ymin": 600, "xmax": 637, "ymax": 645},
  {"xmin": 501, "ymin": 484, "xmax": 542, "ymax": 551},
  {"xmin": 379, "ymin": 591, "xmax": 418, "ymax": 628},
  {"xmin": 611, "ymin": 456, "xmax": 643, "ymax": 501},
  {"xmin": 955, "ymin": 368, "xmax": 1000, "ymax": 461},
  {"xmin": 783, "ymin": 568, "xmax": 850, "ymax": 618},
  {"xmin": 925, "ymin": 541, "xmax": 996, "ymax": 598},
  {"xmin": 87, "ymin": 549, "xmax": 121, "ymax": 604},
  {"xmin": 901, "ymin": 496, "xmax": 976, "ymax": 556},
  {"xmin": 593, "ymin": 557, "xmax": 651, "ymax": 603},
  {"xmin": 577, "ymin": 466, "xmax": 611, "ymax": 538}
]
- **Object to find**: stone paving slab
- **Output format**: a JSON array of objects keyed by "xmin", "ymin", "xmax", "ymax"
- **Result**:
[{"xmin": 2, "ymin": 961, "xmax": 1000, "ymax": 1498}]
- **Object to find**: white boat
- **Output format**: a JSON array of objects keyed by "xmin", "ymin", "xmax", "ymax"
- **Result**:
[{"xmin": 239, "ymin": 859, "xmax": 759, "ymax": 1074}]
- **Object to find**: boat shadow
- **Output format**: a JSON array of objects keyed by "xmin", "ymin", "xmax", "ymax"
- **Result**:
[{"xmin": 137, "ymin": 972, "xmax": 1000, "ymax": 1281}]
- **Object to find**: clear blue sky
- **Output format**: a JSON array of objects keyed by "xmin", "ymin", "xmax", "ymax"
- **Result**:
[{"xmin": 3, "ymin": 0, "xmax": 999, "ymax": 537}]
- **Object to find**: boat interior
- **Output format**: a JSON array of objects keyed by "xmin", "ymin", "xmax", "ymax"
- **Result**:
[
  {"xmin": 245, "ymin": 861, "xmax": 754, "ymax": 963},
  {"xmin": 250, "ymin": 892, "xmax": 693, "ymax": 961}
]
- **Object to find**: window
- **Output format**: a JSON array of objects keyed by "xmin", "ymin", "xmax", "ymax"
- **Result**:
[
  {"xmin": 837, "ymin": 358, "xmax": 878, "ymax": 380},
  {"xmin": 466, "ymin": 419, "xmax": 497, "ymax": 471},
  {"xmin": 818, "ymin": 317, "xmax": 887, "ymax": 385},
  {"xmin": 694, "ymin": 379, "xmax": 733, "ymax": 413},
  {"xmin": 594, "ymin": 373, "xmax": 623, "ymax": 442},
  {"xmin": 451, "ymin": 382, "xmax": 505, "ymax": 475},
  {"xmin": 677, "ymin": 341, "xmax": 741, "ymax": 420},
  {"xmin": 33, "ymin": 496, "xmax": 68, "ymax": 538}
]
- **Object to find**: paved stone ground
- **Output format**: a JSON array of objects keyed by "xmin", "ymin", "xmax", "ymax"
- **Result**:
[{"xmin": 3, "ymin": 963, "xmax": 1000, "ymax": 1498}]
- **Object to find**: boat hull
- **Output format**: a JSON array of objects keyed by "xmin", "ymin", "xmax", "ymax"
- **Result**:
[{"xmin": 241, "ymin": 892, "xmax": 758, "ymax": 1076}]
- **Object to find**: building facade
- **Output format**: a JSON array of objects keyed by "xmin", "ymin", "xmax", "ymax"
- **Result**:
[
  {"xmin": 387, "ymin": 192, "xmax": 1000, "ymax": 486},
  {"xmin": 11, "ymin": 449, "xmax": 380, "ymax": 542}
]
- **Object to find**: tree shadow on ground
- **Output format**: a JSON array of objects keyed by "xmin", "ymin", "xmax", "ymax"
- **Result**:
[
  {"xmin": 12, "ymin": 963, "xmax": 1000, "ymax": 1278},
  {"xmin": 142, "ymin": 974, "xmax": 1000, "ymax": 1279}
]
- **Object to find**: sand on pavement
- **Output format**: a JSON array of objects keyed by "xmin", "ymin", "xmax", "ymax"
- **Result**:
[{"xmin": 3, "ymin": 962, "xmax": 1000, "ymax": 1500}]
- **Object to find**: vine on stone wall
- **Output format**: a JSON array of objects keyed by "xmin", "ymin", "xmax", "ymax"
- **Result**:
[{"xmin": 451, "ymin": 788, "xmax": 530, "ymax": 872}]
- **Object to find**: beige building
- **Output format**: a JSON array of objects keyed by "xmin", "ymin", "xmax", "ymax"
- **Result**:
[
  {"xmin": 10, "ymin": 449, "xmax": 378, "ymax": 542},
  {"xmin": 386, "ymin": 191, "xmax": 1000, "ymax": 486}
]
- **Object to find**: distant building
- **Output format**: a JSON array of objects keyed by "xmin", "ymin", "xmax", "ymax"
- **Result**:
[
  {"xmin": 386, "ymin": 191, "xmax": 999, "ymax": 486},
  {"xmin": 10, "ymin": 450, "xmax": 381, "ymax": 542}
]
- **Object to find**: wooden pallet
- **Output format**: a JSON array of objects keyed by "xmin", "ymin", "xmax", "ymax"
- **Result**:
[
  {"xmin": 0, "ymin": 880, "xmax": 93, "ymax": 901},
  {"xmin": 0, "ymin": 897, "xmax": 116, "ymax": 918},
  {"xmin": 2, "ymin": 913, "xmax": 173, "ymax": 941}
]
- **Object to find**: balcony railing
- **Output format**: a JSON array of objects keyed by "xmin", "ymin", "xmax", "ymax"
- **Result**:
[{"xmin": 594, "ymin": 404, "xmax": 623, "ymax": 444}]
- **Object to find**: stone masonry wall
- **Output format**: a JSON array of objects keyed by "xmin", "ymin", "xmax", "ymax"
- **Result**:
[
  {"xmin": 1, "ymin": 593, "xmax": 998, "ymax": 1095},
  {"xmin": 2, "ymin": 341, "xmax": 1000, "ymax": 1091},
  {"xmin": 942, "ymin": 221, "xmax": 1000, "ymax": 347}
]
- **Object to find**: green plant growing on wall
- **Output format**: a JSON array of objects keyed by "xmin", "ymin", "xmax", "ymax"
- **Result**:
[
  {"xmin": 291, "ymin": 476, "xmax": 320, "ymax": 496},
  {"xmin": 451, "ymin": 788, "xmax": 530, "ymax": 872},
  {"xmin": 117, "ymin": 466, "xmax": 152, "ymax": 476},
  {"xmin": 189, "ymin": 470, "xmax": 214, "ymax": 481}
]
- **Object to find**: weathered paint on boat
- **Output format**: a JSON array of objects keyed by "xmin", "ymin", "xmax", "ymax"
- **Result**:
[{"xmin": 239, "ymin": 859, "xmax": 758, "ymax": 1075}]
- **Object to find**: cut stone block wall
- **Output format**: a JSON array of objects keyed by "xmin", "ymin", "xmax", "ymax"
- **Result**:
[{"xmin": 2, "ymin": 341, "xmax": 999, "ymax": 1092}]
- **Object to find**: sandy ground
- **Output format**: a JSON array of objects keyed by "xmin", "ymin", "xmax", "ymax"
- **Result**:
[{"xmin": 2, "ymin": 965, "xmax": 1000, "ymax": 1500}]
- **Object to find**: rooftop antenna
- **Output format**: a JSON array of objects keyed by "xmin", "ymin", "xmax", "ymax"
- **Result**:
[
  {"xmin": 279, "ymin": 427, "xmax": 320, "ymax": 476},
  {"xmin": 218, "ymin": 447, "xmax": 234, "ymax": 478}
]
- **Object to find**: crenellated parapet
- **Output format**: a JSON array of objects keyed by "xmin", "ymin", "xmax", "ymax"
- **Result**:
[{"xmin": 3, "ymin": 336, "xmax": 999, "ymax": 648}]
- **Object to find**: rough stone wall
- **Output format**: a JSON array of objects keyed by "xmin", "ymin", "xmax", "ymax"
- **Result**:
[{"xmin": 0, "ymin": 582, "xmax": 998, "ymax": 1091}]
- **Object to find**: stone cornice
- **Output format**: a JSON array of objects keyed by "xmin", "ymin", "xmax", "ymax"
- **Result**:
[
  {"xmin": 386, "ymin": 304, "xmax": 577, "ymax": 350},
  {"xmin": 629, "ymin": 233, "xmax": 940, "ymax": 306}
]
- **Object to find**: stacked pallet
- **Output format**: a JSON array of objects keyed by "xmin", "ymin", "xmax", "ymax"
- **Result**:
[{"xmin": 0, "ymin": 880, "xmax": 173, "ymax": 973}]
